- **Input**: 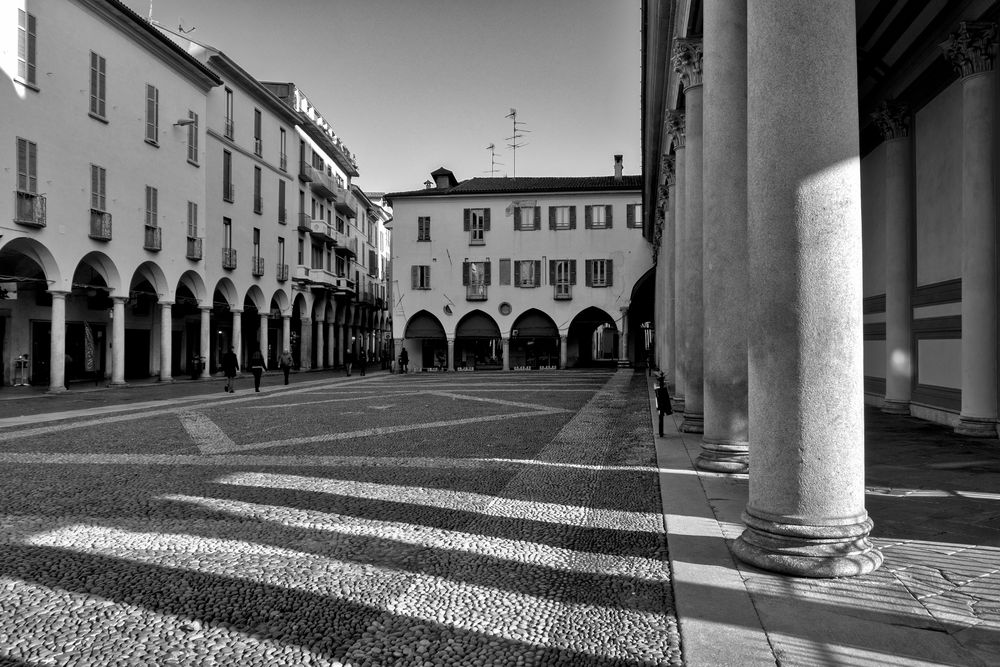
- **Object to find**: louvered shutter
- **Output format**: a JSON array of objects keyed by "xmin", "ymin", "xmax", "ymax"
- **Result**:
[
  {"xmin": 549, "ymin": 207, "xmax": 556, "ymax": 230},
  {"xmin": 549, "ymin": 260, "xmax": 556, "ymax": 285},
  {"xmin": 585, "ymin": 206, "xmax": 592, "ymax": 229},
  {"xmin": 627, "ymin": 204, "xmax": 635, "ymax": 228},
  {"xmin": 570, "ymin": 260, "xmax": 577, "ymax": 285},
  {"xmin": 533, "ymin": 260, "xmax": 541, "ymax": 287},
  {"xmin": 484, "ymin": 208, "xmax": 491, "ymax": 231},
  {"xmin": 426, "ymin": 265, "xmax": 430, "ymax": 287},
  {"xmin": 16, "ymin": 138, "xmax": 27, "ymax": 192},
  {"xmin": 91, "ymin": 165, "xmax": 100, "ymax": 209},
  {"xmin": 411, "ymin": 265, "xmax": 418, "ymax": 289},
  {"xmin": 514, "ymin": 261, "xmax": 521, "ymax": 286},
  {"xmin": 569, "ymin": 206, "xmax": 577, "ymax": 229},
  {"xmin": 534, "ymin": 206, "xmax": 541, "ymax": 229},
  {"xmin": 606, "ymin": 259, "xmax": 614, "ymax": 286},
  {"xmin": 26, "ymin": 13, "xmax": 36, "ymax": 84},
  {"xmin": 462, "ymin": 261, "xmax": 470, "ymax": 286},
  {"xmin": 585, "ymin": 260, "xmax": 593, "ymax": 287},
  {"xmin": 98, "ymin": 56, "xmax": 106, "ymax": 117},
  {"xmin": 513, "ymin": 207, "xmax": 521, "ymax": 231},
  {"xmin": 27, "ymin": 141, "xmax": 36, "ymax": 192},
  {"xmin": 89, "ymin": 52, "xmax": 98, "ymax": 114},
  {"xmin": 500, "ymin": 258, "xmax": 511, "ymax": 285},
  {"xmin": 463, "ymin": 209, "xmax": 470, "ymax": 232},
  {"xmin": 146, "ymin": 85, "xmax": 158, "ymax": 142},
  {"xmin": 485, "ymin": 261, "xmax": 492, "ymax": 285},
  {"xmin": 606, "ymin": 205, "xmax": 614, "ymax": 228}
]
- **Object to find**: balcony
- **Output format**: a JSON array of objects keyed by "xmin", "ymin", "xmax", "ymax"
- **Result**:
[
  {"xmin": 223, "ymin": 182, "xmax": 235, "ymax": 203},
  {"xmin": 308, "ymin": 166, "xmax": 339, "ymax": 200},
  {"xmin": 466, "ymin": 283, "xmax": 487, "ymax": 301},
  {"xmin": 276, "ymin": 263, "xmax": 289, "ymax": 282},
  {"xmin": 14, "ymin": 191, "xmax": 46, "ymax": 227},
  {"xmin": 332, "ymin": 229, "xmax": 358, "ymax": 257},
  {"xmin": 309, "ymin": 268, "xmax": 337, "ymax": 289},
  {"xmin": 554, "ymin": 283, "xmax": 572, "ymax": 300},
  {"xmin": 334, "ymin": 200, "xmax": 355, "ymax": 218},
  {"xmin": 298, "ymin": 159, "xmax": 312, "ymax": 183},
  {"xmin": 143, "ymin": 225, "xmax": 161, "ymax": 251},
  {"xmin": 222, "ymin": 247, "xmax": 237, "ymax": 270},
  {"xmin": 186, "ymin": 236, "xmax": 203, "ymax": 260},
  {"xmin": 293, "ymin": 264, "xmax": 311, "ymax": 282},
  {"xmin": 89, "ymin": 209, "xmax": 112, "ymax": 241},
  {"xmin": 333, "ymin": 274, "xmax": 355, "ymax": 294},
  {"xmin": 310, "ymin": 220, "xmax": 334, "ymax": 243},
  {"xmin": 298, "ymin": 212, "xmax": 312, "ymax": 233},
  {"xmin": 252, "ymin": 256, "xmax": 265, "ymax": 277},
  {"xmin": 358, "ymin": 290, "xmax": 375, "ymax": 306}
]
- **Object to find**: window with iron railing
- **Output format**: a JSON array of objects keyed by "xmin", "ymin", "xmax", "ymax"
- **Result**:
[
  {"xmin": 14, "ymin": 191, "xmax": 46, "ymax": 227},
  {"xmin": 252, "ymin": 256, "xmax": 265, "ymax": 276},
  {"xmin": 186, "ymin": 236, "xmax": 203, "ymax": 260},
  {"xmin": 144, "ymin": 225, "xmax": 161, "ymax": 251},
  {"xmin": 222, "ymin": 247, "xmax": 237, "ymax": 270},
  {"xmin": 276, "ymin": 263, "xmax": 289, "ymax": 281},
  {"xmin": 89, "ymin": 209, "xmax": 112, "ymax": 240}
]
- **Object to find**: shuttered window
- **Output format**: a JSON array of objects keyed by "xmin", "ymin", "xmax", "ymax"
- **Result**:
[
  {"xmin": 89, "ymin": 52, "xmax": 107, "ymax": 118},
  {"xmin": 514, "ymin": 206, "xmax": 540, "ymax": 231},
  {"xmin": 90, "ymin": 164, "xmax": 106, "ymax": 211},
  {"xmin": 627, "ymin": 203, "xmax": 643, "ymax": 228},
  {"xmin": 187, "ymin": 111, "xmax": 199, "ymax": 163},
  {"xmin": 585, "ymin": 205, "xmax": 613, "ymax": 229},
  {"xmin": 16, "ymin": 137, "xmax": 37, "ymax": 193},
  {"xmin": 17, "ymin": 10, "xmax": 36, "ymax": 86},
  {"xmin": 412, "ymin": 265, "xmax": 431, "ymax": 289},
  {"xmin": 586, "ymin": 259, "xmax": 614, "ymax": 287},
  {"xmin": 145, "ymin": 84, "xmax": 159, "ymax": 143},
  {"xmin": 464, "ymin": 208, "xmax": 490, "ymax": 244},
  {"xmin": 418, "ymin": 216, "xmax": 431, "ymax": 241},
  {"xmin": 223, "ymin": 150, "xmax": 233, "ymax": 201},
  {"xmin": 550, "ymin": 260, "xmax": 576, "ymax": 285},
  {"xmin": 253, "ymin": 108, "xmax": 262, "ymax": 156},
  {"xmin": 187, "ymin": 202, "xmax": 198, "ymax": 237},
  {"xmin": 253, "ymin": 166, "xmax": 262, "ymax": 213},
  {"xmin": 515, "ymin": 260, "xmax": 541, "ymax": 287},
  {"xmin": 549, "ymin": 206, "xmax": 576, "ymax": 230},
  {"xmin": 145, "ymin": 186, "xmax": 158, "ymax": 226}
]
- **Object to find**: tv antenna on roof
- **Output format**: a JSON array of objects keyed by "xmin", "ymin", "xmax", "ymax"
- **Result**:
[
  {"xmin": 505, "ymin": 108, "xmax": 529, "ymax": 178},
  {"xmin": 485, "ymin": 143, "xmax": 503, "ymax": 177}
]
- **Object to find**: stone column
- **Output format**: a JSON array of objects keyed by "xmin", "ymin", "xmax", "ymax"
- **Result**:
[
  {"xmin": 334, "ymin": 324, "xmax": 344, "ymax": 366},
  {"xmin": 199, "ymin": 307, "xmax": 211, "ymax": 379},
  {"xmin": 942, "ymin": 22, "xmax": 998, "ymax": 437},
  {"xmin": 47, "ymin": 290, "xmax": 67, "ymax": 393},
  {"xmin": 674, "ymin": 38, "xmax": 704, "ymax": 433},
  {"xmin": 871, "ymin": 100, "xmax": 914, "ymax": 415},
  {"xmin": 281, "ymin": 315, "xmax": 291, "ymax": 357},
  {"xmin": 231, "ymin": 308, "xmax": 243, "ymax": 370},
  {"xmin": 733, "ymin": 0, "xmax": 881, "ymax": 577},
  {"xmin": 502, "ymin": 338, "xmax": 510, "ymax": 371},
  {"xmin": 259, "ymin": 313, "xmax": 269, "ymax": 364},
  {"xmin": 315, "ymin": 318, "xmax": 325, "ymax": 369},
  {"xmin": 159, "ymin": 301, "xmax": 173, "ymax": 382},
  {"xmin": 618, "ymin": 307, "xmax": 630, "ymax": 366},
  {"xmin": 559, "ymin": 335, "xmax": 568, "ymax": 369},
  {"xmin": 700, "ymin": 0, "xmax": 749, "ymax": 473},
  {"xmin": 300, "ymin": 317, "xmax": 312, "ymax": 370},
  {"xmin": 662, "ymin": 157, "xmax": 677, "ymax": 385},
  {"xmin": 447, "ymin": 338, "xmax": 455, "ymax": 370},
  {"xmin": 111, "ymin": 296, "xmax": 127, "ymax": 385},
  {"xmin": 667, "ymin": 111, "xmax": 687, "ymax": 406}
]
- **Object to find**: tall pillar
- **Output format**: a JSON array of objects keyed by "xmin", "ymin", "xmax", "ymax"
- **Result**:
[
  {"xmin": 667, "ymin": 111, "xmax": 687, "ymax": 405},
  {"xmin": 231, "ymin": 308, "xmax": 243, "ymax": 369},
  {"xmin": 327, "ymin": 321, "xmax": 336, "ymax": 367},
  {"xmin": 259, "ymin": 313, "xmax": 269, "ymax": 363},
  {"xmin": 674, "ymin": 38, "xmax": 704, "ymax": 433},
  {"xmin": 942, "ymin": 22, "xmax": 998, "ymax": 437},
  {"xmin": 315, "ymin": 318, "xmax": 326, "ymax": 369},
  {"xmin": 111, "ymin": 296, "xmax": 127, "ymax": 385},
  {"xmin": 733, "ymin": 0, "xmax": 881, "ymax": 577},
  {"xmin": 559, "ymin": 335, "xmax": 568, "ymax": 369},
  {"xmin": 199, "ymin": 306, "xmax": 211, "ymax": 379},
  {"xmin": 502, "ymin": 338, "xmax": 510, "ymax": 371},
  {"xmin": 281, "ymin": 315, "xmax": 291, "ymax": 356},
  {"xmin": 47, "ymin": 290, "xmax": 68, "ymax": 393},
  {"xmin": 300, "ymin": 317, "xmax": 312, "ymax": 370},
  {"xmin": 700, "ymin": 0, "xmax": 749, "ymax": 473},
  {"xmin": 618, "ymin": 307, "xmax": 630, "ymax": 366},
  {"xmin": 159, "ymin": 301, "xmax": 173, "ymax": 382},
  {"xmin": 335, "ymin": 324, "xmax": 344, "ymax": 366},
  {"xmin": 662, "ymin": 157, "xmax": 677, "ymax": 384},
  {"xmin": 447, "ymin": 338, "xmax": 455, "ymax": 370},
  {"xmin": 871, "ymin": 100, "xmax": 913, "ymax": 415}
]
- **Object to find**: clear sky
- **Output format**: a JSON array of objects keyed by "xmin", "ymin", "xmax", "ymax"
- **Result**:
[{"xmin": 123, "ymin": 0, "xmax": 641, "ymax": 194}]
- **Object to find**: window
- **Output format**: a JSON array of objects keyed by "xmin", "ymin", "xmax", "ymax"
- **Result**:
[
  {"xmin": 514, "ymin": 206, "xmax": 540, "ymax": 231},
  {"xmin": 586, "ymin": 259, "xmax": 614, "ymax": 287},
  {"xmin": 223, "ymin": 217, "xmax": 232, "ymax": 247},
  {"xmin": 89, "ymin": 52, "xmax": 106, "ymax": 119},
  {"xmin": 552, "ymin": 259, "xmax": 576, "ymax": 299},
  {"xmin": 278, "ymin": 237, "xmax": 285, "ymax": 264},
  {"xmin": 145, "ymin": 84, "xmax": 159, "ymax": 144},
  {"xmin": 17, "ymin": 9, "xmax": 36, "ymax": 86},
  {"xmin": 187, "ymin": 201, "xmax": 198, "ymax": 237},
  {"xmin": 253, "ymin": 166, "xmax": 262, "ymax": 213},
  {"xmin": 549, "ymin": 206, "xmax": 576, "ymax": 230},
  {"xmin": 186, "ymin": 111, "xmax": 199, "ymax": 164},
  {"xmin": 279, "ymin": 128, "xmax": 287, "ymax": 170},
  {"xmin": 412, "ymin": 265, "xmax": 431, "ymax": 290},
  {"xmin": 253, "ymin": 227, "xmax": 261, "ymax": 257},
  {"xmin": 464, "ymin": 208, "xmax": 490, "ymax": 244},
  {"xmin": 463, "ymin": 260, "xmax": 490, "ymax": 300},
  {"xmin": 515, "ymin": 260, "xmax": 541, "ymax": 287},
  {"xmin": 417, "ymin": 216, "xmax": 431, "ymax": 241},
  {"xmin": 223, "ymin": 150, "xmax": 233, "ymax": 202},
  {"xmin": 627, "ymin": 203, "xmax": 643, "ymax": 228},
  {"xmin": 16, "ymin": 137, "xmax": 37, "ymax": 193},
  {"xmin": 297, "ymin": 237, "xmax": 304, "ymax": 265},
  {"xmin": 586, "ymin": 205, "xmax": 612, "ymax": 229},
  {"xmin": 336, "ymin": 256, "xmax": 346, "ymax": 276},
  {"xmin": 253, "ymin": 108, "xmax": 262, "ymax": 156},
  {"xmin": 278, "ymin": 180, "xmax": 286, "ymax": 223},
  {"xmin": 90, "ymin": 164, "xmax": 106, "ymax": 211},
  {"xmin": 145, "ymin": 186, "xmax": 158, "ymax": 226},
  {"xmin": 224, "ymin": 88, "xmax": 234, "ymax": 139}
]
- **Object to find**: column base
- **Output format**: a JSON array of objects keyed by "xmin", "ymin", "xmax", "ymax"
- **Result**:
[
  {"xmin": 45, "ymin": 386, "xmax": 68, "ymax": 394},
  {"xmin": 159, "ymin": 377, "xmax": 175, "ymax": 384},
  {"xmin": 679, "ymin": 411, "xmax": 704, "ymax": 433},
  {"xmin": 880, "ymin": 399, "xmax": 910, "ymax": 415},
  {"xmin": 671, "ymin": 394, "xmax": 685, "ymax": 412},
  {"xmin": 108, "ymin": 381, "xmax": 129, "ymax": 388},
  {"xmin": 617, "ymin": 360, "xmax": 631, "ymax": 368},
  {"xmin": 955, "ymin": 416, "xmax": 998, "ymax": 438},
  {"xmin": 696, "ymin": 439, "xmax": 748, "ymax": 473},
  {"xmin": 732, "ymin": 510, "xmax": 883, "ymax": 578}
]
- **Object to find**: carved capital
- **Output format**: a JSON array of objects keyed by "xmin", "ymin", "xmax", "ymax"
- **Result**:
[
  {"xmin": 870, "ymin": 100, "xmax": 910, "ymax": 140},
  {"xmin": 672, "ymin": 38, "xmax": 704, "ymax": 90},
  {"xmin": 665, "ymin": 111, "xmax": 686, "ymax": 150},
  {"xmin": 941, "ymin": 22, "xmax": 997, "ymax": 78},
  {"xmin": 663, "ymin": 155, "xmax": 676, "ymax": 188}
]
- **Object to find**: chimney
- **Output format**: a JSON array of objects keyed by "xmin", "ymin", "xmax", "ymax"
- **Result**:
[
  {"xmin": 424, "ymin": 180, "xmax": 434, "ymax": 190},
  {"xmin": 614, "ymin": 154, "xmax": 623, "ymax": 181}
]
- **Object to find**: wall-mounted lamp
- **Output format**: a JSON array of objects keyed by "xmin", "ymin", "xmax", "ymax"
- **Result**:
[{"xmin": 173, "ymin": 118, "xmax": 196, "ymax": 127}]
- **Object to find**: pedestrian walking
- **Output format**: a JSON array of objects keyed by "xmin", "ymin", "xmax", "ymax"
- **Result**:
[
  {"xmin": 250, "ymin": 349, "xmax": 266, "ymax": 392},
  {"xmin": 398, "ymin": 348, "xmax": 409, "ymax": 374},
  {"xmin": 345, "ymin": 348, "xmax": 354, "ymax": 376},
  {"xmin": 359, "ymin": 348, "xmax": 367, "ymax": 376},
  {"xmin": 278, "ymin": 349, "xmax": 293, "ymax": 385},
  {"xmin": 221, "ymin": 346, "xmax": 239, "ymax": 393}
]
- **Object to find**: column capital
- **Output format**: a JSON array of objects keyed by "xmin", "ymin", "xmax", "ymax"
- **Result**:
[
  {"xmin": 199, "ymin": 305, "xmax": 212, "ymax": 313},
  {"xmin": 47, "ymin": 289, "xmax": 69, "ymax": 298},
  {"xmin": 871, "ymin": 100, "xmax": 910, "ymax": 140},
  {"xmin": 665, "ymin": 111, "xmax": 686, "ymax": 149},
  {"xmin": 672, "ymin": 37, "xmax": 704, "ymax": 90},
  {"xmin": 301, "ymin": 317, "xmax": 312, "ymax": 324},
  {"xmin": 112, "ymin": 296, "xmax": 129, "ymax": 305},
  {"xmin": 663, "ymin": 155, "xmax": 676, "ymax": 188},
  {"xmin": 159, "ymin": 300, "xmax": 174, "ymax": 308},
  {"xmin": 230, "ymin": 307, "xmax": 244, "ymax": 314},
  {"xmin": 941, "ymin": 21, "xmax": 997, "ymax": 78}
]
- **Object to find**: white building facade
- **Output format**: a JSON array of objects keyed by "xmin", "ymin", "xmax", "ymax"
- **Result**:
[{"xmin": 386, "ymin": 164, "xmax": 651, "ymax": 372}]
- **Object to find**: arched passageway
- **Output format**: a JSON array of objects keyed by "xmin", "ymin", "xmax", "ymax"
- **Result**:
[
  {"xmin": 403, "ymin": 310, "xmax": 446, "ymax": 370},
  {"xmin": 510, "ymin": 309, "xmax": 559, "ymax": 369},
  {"xmin": 455, "ymin": 310, "xmax": 503, "ymax": 370},
  {"xmin": 568, "ymin": 307, "xmax": 618, "ymax": 368}
]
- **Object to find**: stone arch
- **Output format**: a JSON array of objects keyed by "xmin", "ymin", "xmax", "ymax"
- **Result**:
[
  {"xmin": 510, "ymin": 308, "xmax": 559, "ymax": 369},
  {"xmin": 628, "ymin": 266, "xmax": 656, "ymax": 367},
  {"xmin": 403, "ymin": 309, "xmax": 447, "ymax": 370},
  {"xmin": 568, "ymin": 306, "xmax": 618, "ymax": 368},
  {"xmin": 0, "ymin": 236, "xmax": 62, "ymax": 290},
  {"xmin": 269, "ymin": 288, "xmax": 290, "ymax": 315},
  {"xmin": 212, "ymin": 278, "xmax": 239, "ymax": 310},
  {"xmin": 454, "ymin": 309, "xmax": 503, "ymax": 370},
  {"xmin": 76, "ymin": 251, "xmax": 123, "ymax": 296},
  {"xmin": 130, "ymin": 261, "xmax": 170, "ymax": 300},
  {"xmin": 176, "ymin": 270, "xmax": 207, "ymax": 305}
]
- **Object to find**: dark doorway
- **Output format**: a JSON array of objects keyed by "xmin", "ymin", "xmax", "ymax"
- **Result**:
[{"xmin": 124, "ymin": 329, "xmax": 151, "ymax": 379}]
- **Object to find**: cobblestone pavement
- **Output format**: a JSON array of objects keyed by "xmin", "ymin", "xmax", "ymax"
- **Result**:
[{"xmin": 0, "ymin": 369, "xmax": 680, "ymax": 667}]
